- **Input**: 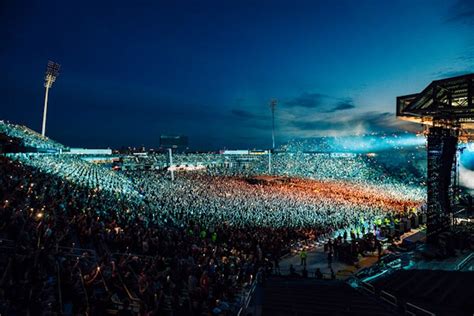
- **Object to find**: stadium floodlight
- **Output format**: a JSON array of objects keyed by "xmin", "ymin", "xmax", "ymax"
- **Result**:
[
  {"xmin": 41, "ymin": 61, "xmax": 61, "ymax": 137},
  {"xmin": 270, "ymin": 98, "xmax": 277, "ymax": 150},
  {"xmin": 268, "ymin": 98, "xmax": 277, "ymax": 174}
]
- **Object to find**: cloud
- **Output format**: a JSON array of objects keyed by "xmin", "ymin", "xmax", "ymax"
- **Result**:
[
  {"xmin": 231, "ymin": 109, "xmax": 267, "ymax": 120},
  {"xmin": 446, "ymin": 0, "xmax": 474, "ymax": 25},
  {"xmin": 284, "ymin": 92, "xmax": 328, "ymax": 108},
  {"xmin": 433, "ymin": 50, "xmax": 474, "ymax": 79},
  {"xmin": 232, "ymin": 109, "xmax": 256, "ymax": 119},
  {"xmin": 432, "ymin": 68, "xmax": 473, "ymax": 79},
  {"xmin": 289, "ymin": 119, "xmax": 335, "ymax": 131},
  {"xmin": 456, "ymin": 51, "xmax": 474, "ymax": 63},
  {"xmin": 326, "ymin": 98, "xmax": 356, "ymax": 112},
  {"xmin": 288, "ymin": 111, "xmax": 420, "ymax": 135},
  {"xmin": 284, "ymin": 92, "xmax": 359, "ymax": 113}
]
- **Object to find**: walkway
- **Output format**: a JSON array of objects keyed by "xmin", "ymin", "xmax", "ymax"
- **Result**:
[
  {"xmin": 278, "ymin": 244, "xmax": 379, "ymax": 279},
  {"xmin": 278, "ymin": 227, "xmax": 426, "ymax": 279}
]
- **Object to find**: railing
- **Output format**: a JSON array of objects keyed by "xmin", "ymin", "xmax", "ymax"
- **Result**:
[
  {"xmin": 115, "ymin": 268, "xmax": 141, "ymax": 312},
  {"xmin": 271, "ymin": 267, "xmax": 338, "ymax": 280},
  {"xmin": 237, "ymin": 279, "xmax": 257, "ymax": 316},
  {"xmin": 380, "ymin": 290, "xmax": 397, "ymax": 307},
  {"xmin": 358, "ymin": 279, "xmax": 375, "ymax": 294},
  {"xmin": 0, "ymin": 258, "xmax": 12, "ymax": 287},
  {"xmin": 456, "ymin": 252, "xmax": 474, "ymax": 271},
  {"xmin": 236, "ymin": 264, "xmax": 350, "ymax": 316},
  {"xmin": 349, "ymin": 276, "xmax": 436, "ymax": 316},
  {"xmin": 78, "ymin": 268, "xmax": 91, "ymax": 316},
  {"xmin": 406, "ymin": 302, "xmax": 436, "ymax": 316}
]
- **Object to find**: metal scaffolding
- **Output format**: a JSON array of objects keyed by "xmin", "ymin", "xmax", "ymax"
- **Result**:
[{"xmin": 397, "ymin": 73, "xmax": 474, "ymax": 242}]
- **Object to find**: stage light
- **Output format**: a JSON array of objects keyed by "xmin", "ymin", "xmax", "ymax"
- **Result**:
[{"xmin": 325, "ymin": 134, "xmax": 426, "ymax": 153}]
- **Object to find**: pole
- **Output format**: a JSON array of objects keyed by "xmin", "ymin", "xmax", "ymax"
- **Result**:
[
  {"xmin": 269, "ymin": 99, "xmax": 277, "ymax": 174},
  {"xmin": 268, "ymin": 151, "xmax": 272, "ymax": 174},
  {"xmin": 271, "ymin": 107, "xmax": 275, "ymax": 150},
  {"xmin": 168, "ymin": 148, "xmax": 174, "ymax": 181},
  {"xmin": 41, "ymin": 76, "xmax": 52, "ymax": 137}
]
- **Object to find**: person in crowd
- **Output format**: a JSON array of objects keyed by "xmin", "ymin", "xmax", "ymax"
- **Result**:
[
  {"xmin": 300, "ymin": 250, "xmax": 307, "ymax": 266},
  {"xmin": 302, "ymin": 267, "xmax": 308, "ymax": 278},
  {"xmin": 327, "ymin": 252, "xmax": 333, "ymax": 268},
  {"xmin": 289, "ymin": 264, "xmax": 296, "ymax": 277},
  {"xmin": 315, "ymin": 268, "xmax": 323, "ymax": 279}
]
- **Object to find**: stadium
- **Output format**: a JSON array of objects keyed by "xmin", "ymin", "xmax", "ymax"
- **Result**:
[
  {"xmin": 2, "ymin": 1, "xmax": 474, "ymax": 316},
  {"xmin": 1, "ymin": 106, "xmax": 473, "ymax": 315}
]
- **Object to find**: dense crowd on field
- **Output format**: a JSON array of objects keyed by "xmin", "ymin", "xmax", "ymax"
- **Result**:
[
  {"xmin": 7, "ymin": 153, "xmax": 423, "ymax": 230},
  {"xmin": 122, "ymin": 151, "xmax": 426, "ymax": 201},
  {"xmin": 2, "ymin": 157, "xmax": 313, "ymax": 315},
  {"xmin": 280, "ymin": 133, "xmax": 425, "ymax": 153},
  {"xmin": 0, "ymin": 151, "xmax": 424, "ymax": 315},
  {"xmin": 0, "ymin": 124, "xmax": 428, "ymax": 315}
]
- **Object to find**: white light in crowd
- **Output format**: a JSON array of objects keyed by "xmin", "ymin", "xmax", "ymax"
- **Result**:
[{"xmin": 467, "ymin": 143, "xmax": 474, "ymax": 152}]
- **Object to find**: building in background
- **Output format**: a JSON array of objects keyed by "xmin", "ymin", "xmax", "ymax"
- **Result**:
[{"xmin": 160, "ymin": 135, "xmax": 189, "ymax": 152}]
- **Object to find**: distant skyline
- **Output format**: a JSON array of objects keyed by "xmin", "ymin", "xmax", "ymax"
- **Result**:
[{"xmin": 1, "ymin": 0, "xmax": 473, "ymax": 150}]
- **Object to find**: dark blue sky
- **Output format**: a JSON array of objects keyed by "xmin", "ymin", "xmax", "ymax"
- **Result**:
[{"xmin": 1, "ymin": 0, "xmax": 473, "ymax": 149}]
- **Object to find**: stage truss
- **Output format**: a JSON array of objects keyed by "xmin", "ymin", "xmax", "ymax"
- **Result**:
[{"xmin": 397, "ymin": 73, "xmax": 474, "ymax": 242}]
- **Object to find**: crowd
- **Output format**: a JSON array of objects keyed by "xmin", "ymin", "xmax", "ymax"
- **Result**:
[
  {"xmin": 271, "ymin": 153, "xmax": 425, "ymax": 201},
  {"xmin": 127, "ymin": 171, "xmax": 420, "ymax": 230},
  {"xmin": 122, "ymin": 151, "xmax": 425, "ymax": 202},
  {"xmin": 0, "ymin": 150, "xmax": 425, "ymax": 315},
  {"xmin": 5, "ymin": 149, "xmax": 426, "ymax": 233},
  {"xmin": 9, "ymin": 153, "xmax": 138, "ymax": 196},
  {"xmin": 280, "ymin": 133, "xmax": 425, "ymax": 153},
  {"xmin": 0, "ymin": 121, "xmax": 65, "ymax": 150},
  {"xmin": 0, "ymin": 123, "xmax": 429, "ymax": 315},
  {"xmin": 0, "ymin": 157, "xmax": 314, "ymax": 315}
]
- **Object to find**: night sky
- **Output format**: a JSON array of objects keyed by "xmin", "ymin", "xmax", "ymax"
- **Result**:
[{"xmin": 1, "ymin": 0, "xmax": 473, "ymax": 150}]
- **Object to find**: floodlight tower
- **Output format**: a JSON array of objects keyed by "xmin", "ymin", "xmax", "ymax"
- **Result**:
[
  {"xmin": 41, "ymin": 61, "xmax": 61, "ymax": 137},
  {"xmin": 268, "ymin": 98, "xmax": 277, "ymax": 174},
  {"xmin": 270, "ymin": 98, "xmax": 277, "ymax": 150}
]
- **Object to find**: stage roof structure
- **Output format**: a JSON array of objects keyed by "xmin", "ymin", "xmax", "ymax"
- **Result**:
[
  {"xmin": 397, "ymin": 73, "xmax": 474, "ymax": 141},
  {"xmin": 397, "ymin": 73, "xmax": 474, "ymax": 242}
]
